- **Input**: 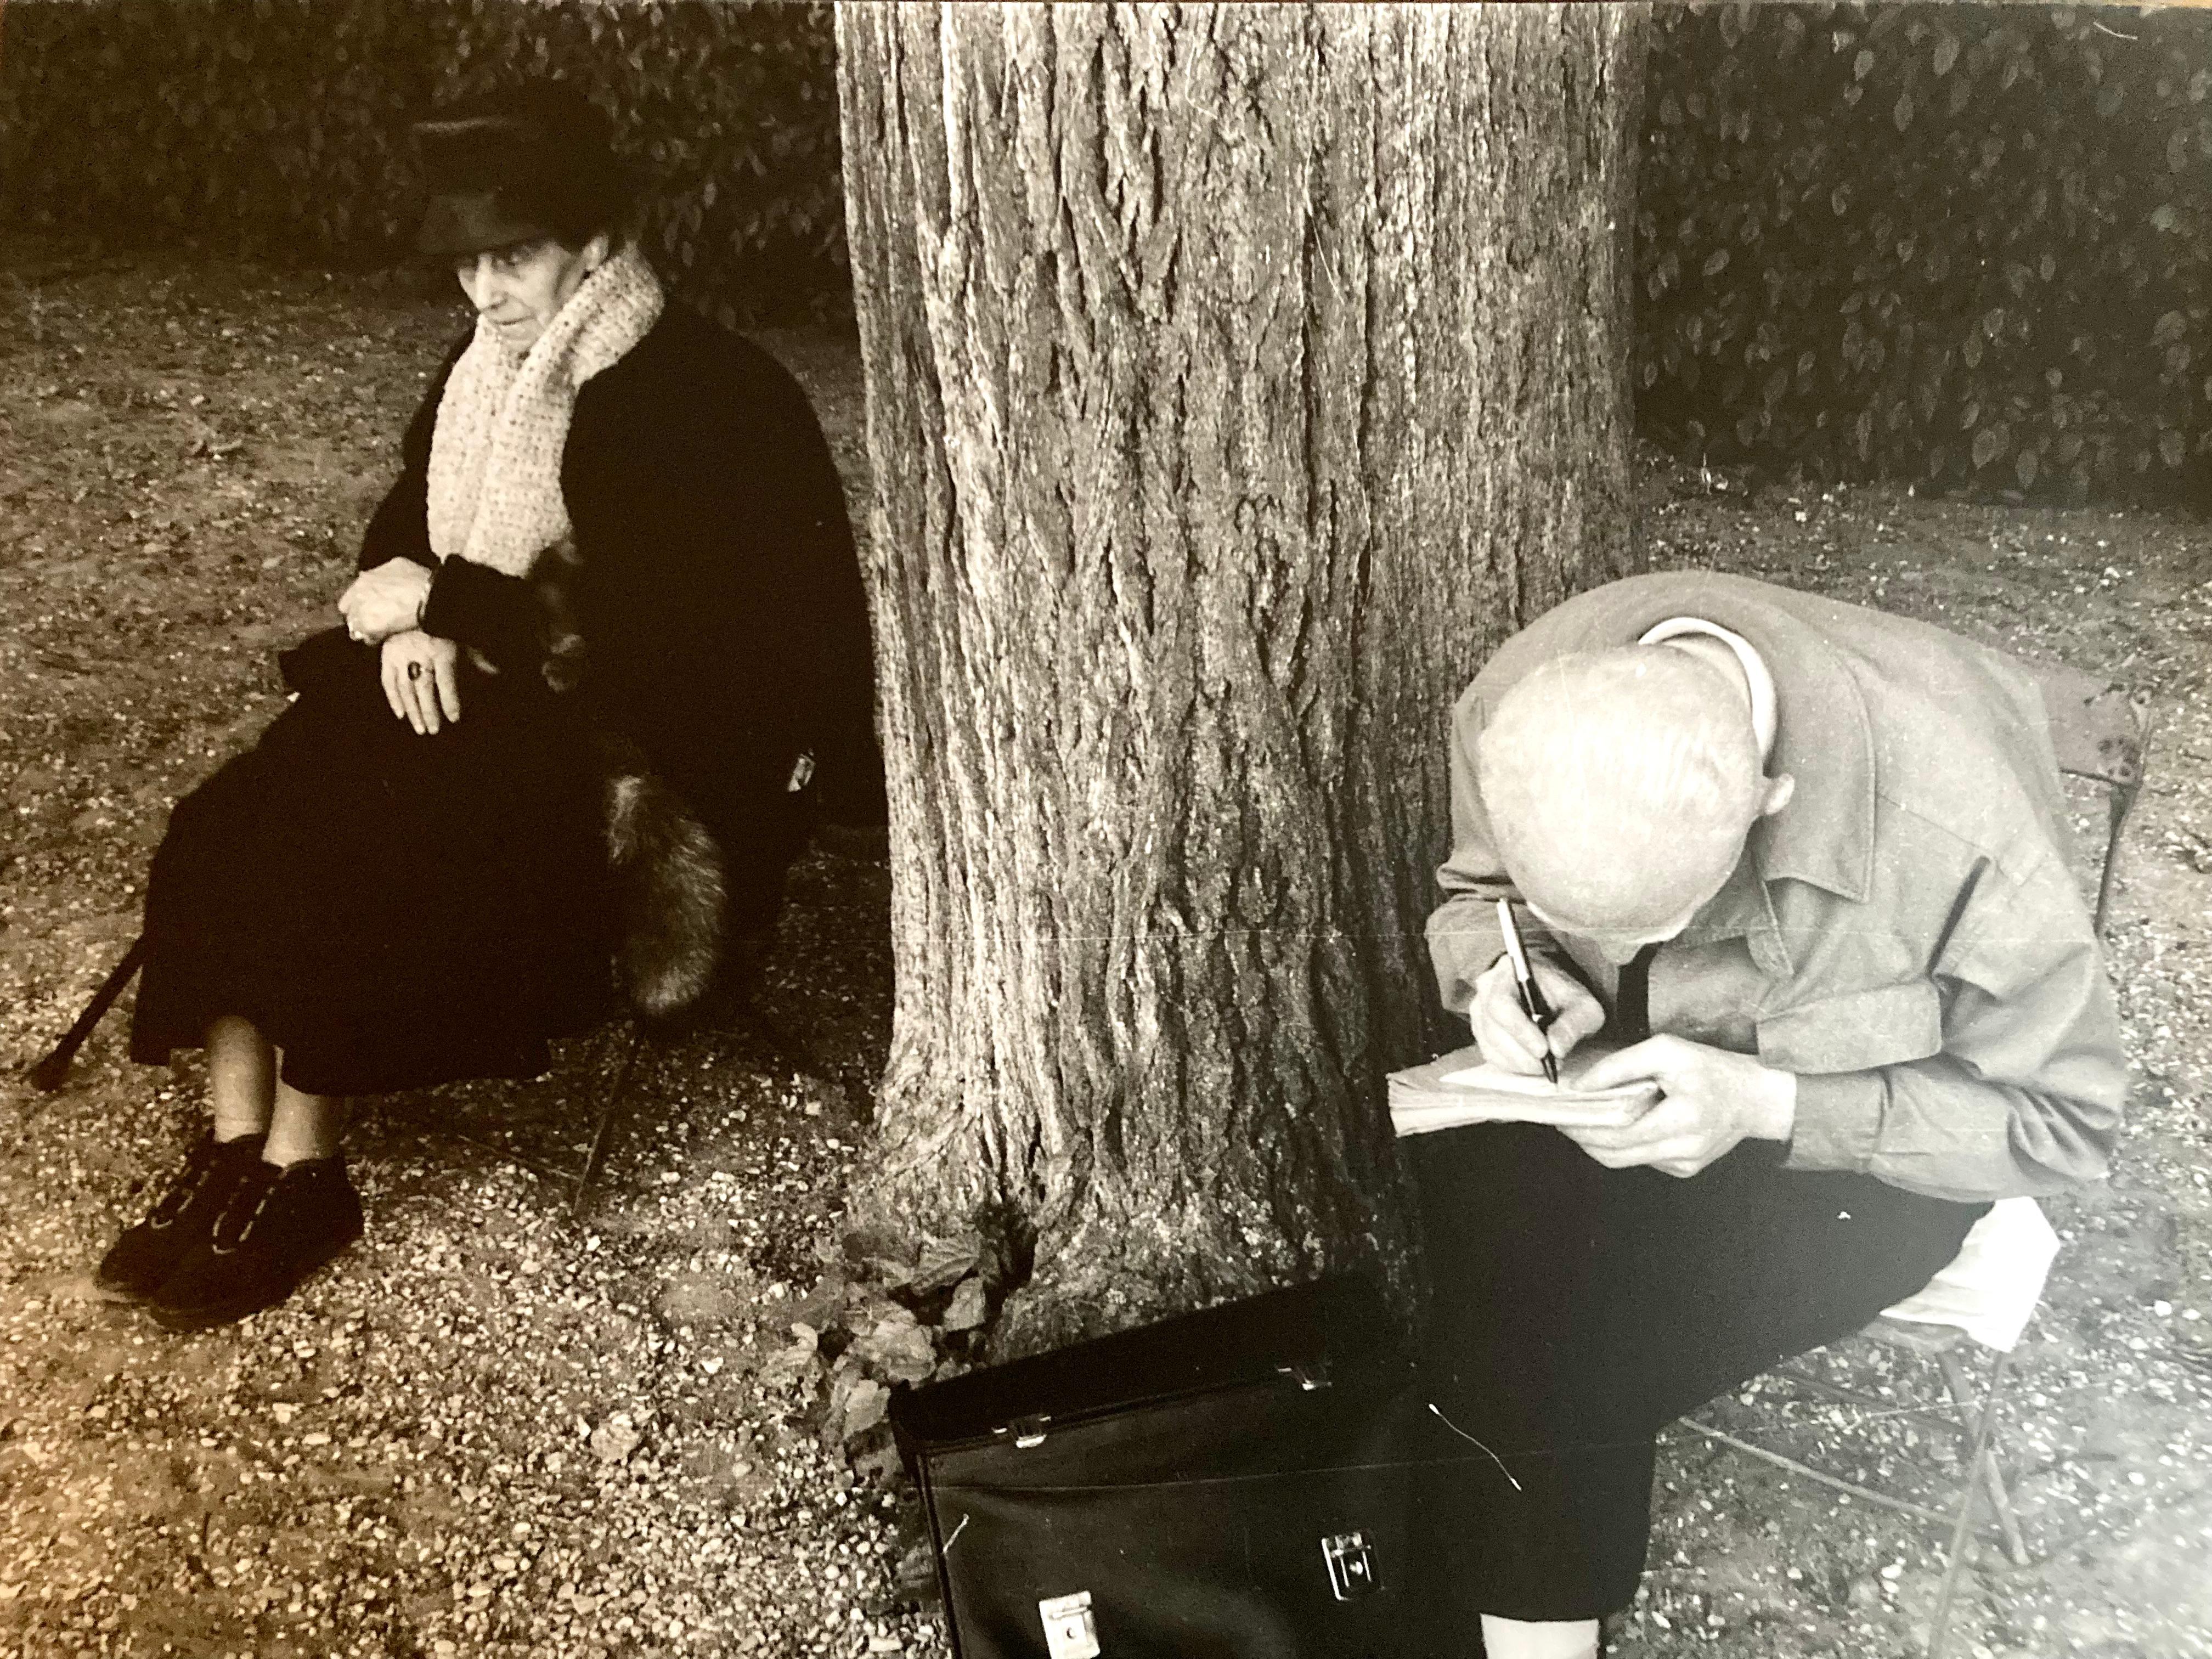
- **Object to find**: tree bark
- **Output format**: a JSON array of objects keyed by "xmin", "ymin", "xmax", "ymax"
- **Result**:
[{"xmin": 836, "ymin": 1, "xmax": 1643, "ymax": 1353}]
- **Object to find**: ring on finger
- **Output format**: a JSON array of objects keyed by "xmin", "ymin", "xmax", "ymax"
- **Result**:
[{"xmin": 408, "ymin": 662, "xmax": 423, "ymax": 681}]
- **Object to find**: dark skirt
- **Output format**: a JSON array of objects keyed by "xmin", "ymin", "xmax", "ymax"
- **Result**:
[
  {"xmin": 1406, "ymin": 1122, "xmax": 1987, "ymax": 1623},
  {"xmin": 129, "ymin": 636, "xmax": 615, "ymax": 1097}
]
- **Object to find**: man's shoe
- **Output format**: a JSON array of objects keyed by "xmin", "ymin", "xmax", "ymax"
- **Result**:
[
  {"xmin": 94, "ymin": 1131, "xmax": 268, "ymax": 1303},
  {"xmin": 148, "ymin": 1155, "xmax": 364, "ymax": 1333}
]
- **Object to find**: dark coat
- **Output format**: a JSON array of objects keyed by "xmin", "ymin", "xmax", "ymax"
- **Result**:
[
  {"xmin": 365, "ymin": 302, "xmax": 887, "ymax": 839},
  {"xmin": 128, "ymin": 304, "xmax": 881, "ymax": 1097}
]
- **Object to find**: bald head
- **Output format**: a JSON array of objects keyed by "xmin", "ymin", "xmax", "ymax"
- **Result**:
[{"xmin": 1477, "ymin": 646, "xmax": 1774, "ymax": 941}]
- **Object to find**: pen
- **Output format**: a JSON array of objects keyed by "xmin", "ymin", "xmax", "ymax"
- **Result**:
[{"xmin": 1496, "ymin": 898, "xmax": 1560, "ymax": 1086}]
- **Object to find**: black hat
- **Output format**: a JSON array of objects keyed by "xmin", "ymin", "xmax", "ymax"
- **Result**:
[{"xmin": 413, "ymin": 83, "xmax": 629, "ymax": 257}]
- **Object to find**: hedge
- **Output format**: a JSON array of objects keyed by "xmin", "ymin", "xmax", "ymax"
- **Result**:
[
  {"xmin": 4, "ymin": 1, "xmax": 2206, "ymax": 503},
  {"xmin": 0, "ymin": 0, "xmax": 847, "ymax": 326},
  {"xmin": 1640, "ymin": 2, "xmax": 2210, "ymax": 505}
]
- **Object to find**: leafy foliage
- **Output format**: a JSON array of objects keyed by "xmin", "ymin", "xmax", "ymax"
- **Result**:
[
  {"xmin": 1641, "ymin": 3, "xmax": 2210, "ymax": 504},
  {"xmin": 0, "ymin": 0, "xmax": 847, "ymax": 325},
  {"xmin": 8, "ymin": 2, "xmax": 2205, "ymax": 500}
]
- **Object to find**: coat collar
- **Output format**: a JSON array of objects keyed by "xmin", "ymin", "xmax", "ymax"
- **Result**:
[
  {"xmin": 1565, "ymin": 572, "xmax": 1877, "ymax": 906},
  {"xmin": 1677, "ymin": 838, "xmax": 1793, "ymax": 977}
]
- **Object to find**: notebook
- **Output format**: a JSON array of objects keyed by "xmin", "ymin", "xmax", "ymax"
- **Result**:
[{"xmin": 1387, "ymin": 1039, "xmax": 1661, "ymax": 1137}]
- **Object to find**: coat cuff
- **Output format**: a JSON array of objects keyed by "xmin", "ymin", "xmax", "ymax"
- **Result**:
[
  {"xmin": 1427, "ymin": 913, "xmax": 1508, "ymax": 1015},
  {"xmin": 419, "ymin": 559, "xmax": 478, "ymax": 645},
  {"xmin": 421, "ymin": 557, "xmax": 537, "ymax": 668},
  {"xmin": 1781, "ymin": 1069, "xmax": 1884, "ymax": 1175}
]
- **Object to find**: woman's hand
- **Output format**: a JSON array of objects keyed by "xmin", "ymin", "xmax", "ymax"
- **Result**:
[
  {"xmin": 340, "ymin": 560, "xmax": 434, "ymax": 646},
  {"xmin": 380, "ymin": 631, "xmax": 463, "ymax": 735}
]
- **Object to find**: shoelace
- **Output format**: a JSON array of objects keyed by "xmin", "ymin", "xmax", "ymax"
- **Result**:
[
  {"xmin": 209, "ymin": 1164, "xmax": 286, "ymax": 1255},
  {"xmin": 145, "ymin": 1138, "xmax": 226, "ymax": 1228}
]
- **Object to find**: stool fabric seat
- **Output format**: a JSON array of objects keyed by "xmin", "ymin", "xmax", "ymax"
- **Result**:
[{"xmin": 1877, "ymin": 1196, "xmax": 2058, "ymax": 1353}]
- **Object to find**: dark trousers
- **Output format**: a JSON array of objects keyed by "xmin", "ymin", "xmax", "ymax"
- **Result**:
[{"xmin": 1405, "ymin": 1122, "xmax": 1987, "ymax": 1621}]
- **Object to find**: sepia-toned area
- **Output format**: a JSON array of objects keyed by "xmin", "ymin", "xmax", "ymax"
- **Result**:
[
  {"xmin": 3, "ymin": 230, "xmax": 2208, "ymax": 1658},
  {"xmin": 0, "ymin": 238, "xmax": 912, "ymax": 1659}
]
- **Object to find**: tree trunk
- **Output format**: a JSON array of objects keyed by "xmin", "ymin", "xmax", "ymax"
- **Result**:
[{"xmin": 836, "ymin": 1, "xmax": 1643, "ymax": 1353}]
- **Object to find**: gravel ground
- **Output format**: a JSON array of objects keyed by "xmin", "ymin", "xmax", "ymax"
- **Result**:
[{"xmin": 3, "ymin": 234, "xmax": 2208, "ymax": 1658}]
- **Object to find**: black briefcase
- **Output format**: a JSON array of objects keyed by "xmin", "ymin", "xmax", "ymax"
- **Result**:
[{"xmin": 889, "ymin": 1276, "xmax": 1464, "ymax": 1659}]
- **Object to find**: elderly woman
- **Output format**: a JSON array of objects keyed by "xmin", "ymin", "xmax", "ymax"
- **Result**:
[{"xmin": 94, "ymin": 83, "xmax": 882, "ymax": 1331}]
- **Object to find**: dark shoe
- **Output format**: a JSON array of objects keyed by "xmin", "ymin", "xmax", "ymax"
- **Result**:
[
  {"xmin": 95, "ymin": 1131, "xmax": 268, "ymax": 1303},
  {"xmin": 149, "ymin": 1155, "xmax": 364, "ymax": 1333}
]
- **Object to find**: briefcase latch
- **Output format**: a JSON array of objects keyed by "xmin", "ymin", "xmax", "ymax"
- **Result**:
[
  {"xmin": 1038, "ymin": 1590, "xmax": 1101, "ymax": 1659},
  {"xmin": 1321, "ymin": 1532, "xmax": 1380, "ymax": 1601},
  {"xmin": 998, "ymin": 1413, "xmax": 1052, "ymax": 1449}
]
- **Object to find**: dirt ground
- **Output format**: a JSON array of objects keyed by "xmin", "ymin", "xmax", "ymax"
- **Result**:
[{"xmin": 2, "ymin": 234, "xmax": 2207, "ymax": 1659}]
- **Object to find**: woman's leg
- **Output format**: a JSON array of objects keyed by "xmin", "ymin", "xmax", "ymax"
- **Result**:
[
  {"xmin": 1481, "ymin": 1616, "xmax": 1601, "ymax": 1659},
  {"xmin": 264, "ymin": 1080, "xmax": 348, "ymax": 1166},
  {"xmin": 206, "ymin": 1014, "xmax": 278, "ymax": 1142},
  {"xmin": 209, "ymin": 1014, "xmax": 348, "ymax": 1161}
]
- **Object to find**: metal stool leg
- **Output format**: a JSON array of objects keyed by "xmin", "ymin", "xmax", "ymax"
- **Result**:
[
  {"xmin": 1933, "ymin": 1347, "xmax": 2029, "ymax": 1567},
  {"xmin": 573, "ymin": 1023, "xmax": 650, "ymax": 1218},
  {"xmin": 1928, "ymin": 1346, "xmax": 2015, "ymax": 1659},
  {"xmin": 1677, "ymin": 1418, "xmax": 1974, "ymax": 1533}
]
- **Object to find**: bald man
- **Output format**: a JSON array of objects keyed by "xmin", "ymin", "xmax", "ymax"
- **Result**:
[{"xmin": 1409, "ymin": 571, "xmax": 2125, "ymax": 1659}]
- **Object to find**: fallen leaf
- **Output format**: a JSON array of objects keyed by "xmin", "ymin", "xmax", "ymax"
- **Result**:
[
  {"xmin": 907, "ymin": 1234, "xmax": 984, "ymax": 1294},
  {"xmin": 943, "ymin": 1276, "xmax": 989, "ymax": 1333},
  {"xmin": 851, "ymin": 1319, "xmax": 936, "ymax": 1385},
  {"xmin": 842, "ymin": 1379, "xmax": 890, "ymax": 1440},
  {"xmin": 761, "ymin": 1327, "xmax": 824, "ymax": 1389}
]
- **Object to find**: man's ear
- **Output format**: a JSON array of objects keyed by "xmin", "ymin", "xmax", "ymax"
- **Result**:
[
  {"xmin": 1758, "ymin": 772, "xmax": 1796, "ymax": 817},
  {"xmin": 583, "ymin": 230, "xmax": 613, "ymax": 273}
]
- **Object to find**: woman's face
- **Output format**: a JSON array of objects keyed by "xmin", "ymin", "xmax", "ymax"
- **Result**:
[{"xmin": 454, "ymin": 233, "xmax": 609, "ymax": 351}]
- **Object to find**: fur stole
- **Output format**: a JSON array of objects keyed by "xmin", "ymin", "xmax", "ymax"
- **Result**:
[{"xmin": 532, "ymin": 536, "xmax": 726, "ymax": 1024}]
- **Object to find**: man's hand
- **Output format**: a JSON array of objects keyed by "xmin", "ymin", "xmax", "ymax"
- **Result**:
[
  {"xmin": 1470, "ymin": 954, "xmax": 1606, "ymax": 1076},
  {"xmin": 1563, "ymin": 1035, "xmax": 1797, "ymax": 1177},
  {"xmin": 380, "ymin": 631, "xmax": 462, "ymax": 735},
  {"xmin": 340, "ymin": 559, "xmax": 433, "ymax": 646}
]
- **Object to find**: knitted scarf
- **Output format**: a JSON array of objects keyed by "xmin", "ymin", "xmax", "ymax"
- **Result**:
[{"xmin": 425, "ymin": 242, "xmax": 664, "ymax": 578}]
